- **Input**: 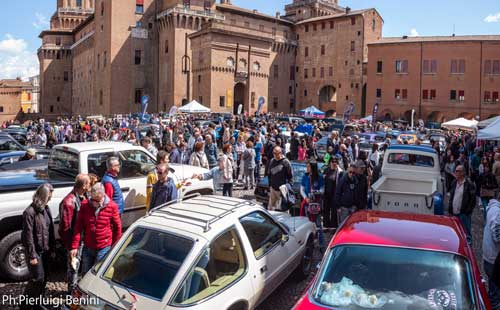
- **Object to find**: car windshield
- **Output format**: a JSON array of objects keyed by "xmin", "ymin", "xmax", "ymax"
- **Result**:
[
  {"xmin": 312, "ymin": 245, "xmax": 474, "ymax": 310},
  {"xmin": 103, "ymin": 227, "xmax": 194, "ymax": 300},
  {"xmin": 387, "ymin": 153, "xmax": 435, "ymax": 168}
]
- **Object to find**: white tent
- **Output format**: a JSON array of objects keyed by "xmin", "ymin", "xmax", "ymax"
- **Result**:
[
  {"xmin": 441, "ymin": 117, "xmax": 478, "ymax": 131},
  {"xmin": 178, "ymin": 100, "xmax": 211, "ymax": 113},
  {"xmin": 478, "ymin": 117, "xmax": 500, "ymax": 140},
  {"xmin": 478, "ymin": 116, "xmax": 500, "ymax": 129}
]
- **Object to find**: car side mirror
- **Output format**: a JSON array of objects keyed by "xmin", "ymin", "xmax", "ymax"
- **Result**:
[{"xmin": 281, "ymin": 234, "xmax": 289, "ymax": 245}]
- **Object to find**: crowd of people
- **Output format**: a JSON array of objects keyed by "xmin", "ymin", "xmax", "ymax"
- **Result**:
[{"xmin": 9, "ymin": 112, "xmax": 500, "ymax": 308}]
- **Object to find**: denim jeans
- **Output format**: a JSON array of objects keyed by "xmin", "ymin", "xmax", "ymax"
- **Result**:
[
  {"xmin": 484, "ymin": 260, "xmax": 500, "ymax": 309},
  {"xmin": 222, "ymin": 183, "xmax": 233, "ymax": 197},
  {"xmin": 456, "ymin": 214, "xmax": 472, "ymax": 244},
  {"xmin": 21, "ymin": 252, "xmax": 50, "ymax": 310},
  {"xmin": 81, "ymin": 246, "xmax": 110, "ymax": 274}
]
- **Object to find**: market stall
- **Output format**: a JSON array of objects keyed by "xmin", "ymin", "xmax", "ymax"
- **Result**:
[
  {"xmin": 299, "ymin": 106, "xmax": 325, "ymax": 119},
  {"xmin": 478, "ymin": 117, "xmax": 500, "ymax": 140},
  {"xmin": 178, "ymin": 100, "xmax": 211, "ymax": 113},
  {"xmin": 441, "ymin": 117, "xmax": 478, "ymax": 131}
]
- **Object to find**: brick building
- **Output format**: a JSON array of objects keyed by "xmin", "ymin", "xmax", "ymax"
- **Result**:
[
  {"xmin": 0, "ymin": 79, "xmax": 32, "ymax": 122},
  {"xmin": 39, "ymin": 0, "xmax": 382, "ymax": 118},
  {"xmin": 367, "ymin": 36, "xmax": 500, "ymax": 123}
]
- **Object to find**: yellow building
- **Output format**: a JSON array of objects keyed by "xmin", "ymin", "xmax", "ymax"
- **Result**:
[{"xmin": 21, "ymin": 90, "xmax": 34, "ymax": 113}]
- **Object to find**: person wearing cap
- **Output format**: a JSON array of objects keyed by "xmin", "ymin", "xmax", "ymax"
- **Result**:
[
  {"xmin": 21, "ymin": 183, "xmax": 55, "ymax": 309},
  {"xmin": 19, "ymin": 148, "xmax": 36, "ymax": 161},
  {"xmin": 149, "ymin": 163, "xmax": 179, "ymax": 209}
]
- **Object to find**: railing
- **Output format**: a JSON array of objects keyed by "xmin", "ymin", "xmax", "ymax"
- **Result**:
[
  {"xmin": 58, "ymin": 7, "xmax": 94, "ymax": 14},
  {"xmin": 157, "ymin": 6, "xmax": 225, "ymax": 21}
]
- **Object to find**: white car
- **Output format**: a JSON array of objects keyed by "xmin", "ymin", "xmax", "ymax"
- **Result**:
[{"xmin": 74, "ymin": 195, "xmax": 316, "ymax": 310}]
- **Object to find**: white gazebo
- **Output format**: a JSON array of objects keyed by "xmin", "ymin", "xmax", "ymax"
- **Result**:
[
  {"xmin": 441, "ymin": 117, "xmax": 478, "ymax": 131},
  {"xmin": 178, "ymin": 100, "xmax": 211, "ymax": 113}
]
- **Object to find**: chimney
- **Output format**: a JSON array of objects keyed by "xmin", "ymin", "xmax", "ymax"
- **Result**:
[
  {"xmin": 402, "ymin": 35, "xmax": 408, "ymax": 39},
  {"xmin": 253, "ymin": 9, "xmax": 258, "ymax": 14},
  {"xmin": 220, "ymin": 0, "xmax": 231, "ymax": 4},
  {"xmin": 345, "ymin": 6, "xmax": 351, "ymax": 14},
  {"xmin": 276, "ymin": 11, "xmax": 281, "ymax": 19}
]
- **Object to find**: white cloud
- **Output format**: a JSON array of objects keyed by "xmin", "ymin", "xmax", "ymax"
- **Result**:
[
  {"xmin": 33, "ymin": 12, "xmax": 50, "ymax": 30},
  {"xmin": 0, "ymin": 34, "xmax": 38, "ymax": 79},
  {"xmin": 484, "ymin": 13, "xmax": 500, "ymax": 23},
  {"xmin": 409, "ymin": 28, "xmax": 419, "ymax": 37}
]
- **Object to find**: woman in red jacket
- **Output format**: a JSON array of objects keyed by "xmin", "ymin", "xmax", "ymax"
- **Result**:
[{"xmin": 70, "ymin": 183, "xmax": 122, "ymax": 274}]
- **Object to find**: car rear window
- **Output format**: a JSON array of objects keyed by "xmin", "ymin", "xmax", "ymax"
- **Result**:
[
  {"xmin": 312, "ymin": 245, "xmax": 473, "ymax": 310},
  {"xmin": 103, "ymin": 227, "xmax": 194, "ymax": 300},
  {"xmin": 48, "ymin": 149, "xmax": 79, "ymax": 179},
  {"xmin": 387, "ymin": 153, "xmax": 435, "ymax": 168}
]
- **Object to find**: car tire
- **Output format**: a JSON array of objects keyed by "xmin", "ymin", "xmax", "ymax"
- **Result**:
[
  {"xmin": 0, "ymin": 230, "xmax": 30, "ymax": 281},
  {"xmin": 294, "ymin": 235, "xmax": 314, "ymax": 280},
  {"xmin": 227, "ymin": 301, "xmax": 248, "ymax": 310}
]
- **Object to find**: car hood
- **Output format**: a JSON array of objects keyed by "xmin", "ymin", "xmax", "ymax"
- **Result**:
[
  {"xmin": 0, "ymin": 168, "xmax": 73, "ymax": 192},
  {"xmin": 169, "ymin": 164, "xmax": 209, "ymax": 180},
  {"xmin": 269, "ymin": 211, "xmax": 312, "ymax": 233}
]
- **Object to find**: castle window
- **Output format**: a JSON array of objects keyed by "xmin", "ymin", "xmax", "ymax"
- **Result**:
[
  {"xmin": 76, "ymin": 0, "xmax": 82, "ymax": 7},
  {"xmin": 0, "ymin": 106, "xmax": 3, "ymax": 113}
]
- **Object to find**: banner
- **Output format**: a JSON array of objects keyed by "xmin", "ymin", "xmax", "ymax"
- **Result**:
[
  {"xmin": 257, "ymin": 96, "xmax": 265, "ymax": 114},
  {"xmin": 141, "ymin": 95, "xmax": 149, "ymax": 121},
  {"xmin": 343, "ymin": 102, "xmax": 355, "ymax": 122},
  {"xmin": 372, "ymin": 103, "xmax": 379, "ymax": 124},
  {"xmin": 169, "ymin": 105, "xmax": 178, "ymax": 116},
  {"xmin": 226, "ymin": 89, "xmax": 233, "ymax": 108},
  {"xmin": 237, "ymin": 104, "xmax": 243, "ymax": 115}
]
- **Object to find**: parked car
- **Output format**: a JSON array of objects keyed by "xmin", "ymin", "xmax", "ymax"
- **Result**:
[
  {"xmin": 341, "ymin": 124, "xmax": 359, "ymax": 137},
  {"xmin": 255, "ymin": 161, "xmax": 324, "ymax": 209},
  {"xmin": 293, "ymin": 210, "xmax": 491, "ymax": 310},
  {"xmin": 0, "ymin": 132, "xmax": 26, "ymax": 153},
  {"xmin": 73, "ymin": 195, "xmax": 316, "ymax": 310},
  {"xmin": 0, "ymin": 149, "xmax": 51, "ymax": 166},
  {"xmin": 2, "ymin": 127, "xmax": 28, "ymax": 145},
  {"xmin": 315, "ymin": 136, "xmax": 329, "ymax": 160},
  {"xmin": 0, "ymin": 142, "xmax": 213, "ymax": 281},
  {"xmin": 371, "ymin": 145, "xmax": 444, "ymax": 215},
  {"xmin": 277, "ymin": 116, "xmax": 306, "ymax": 125}
]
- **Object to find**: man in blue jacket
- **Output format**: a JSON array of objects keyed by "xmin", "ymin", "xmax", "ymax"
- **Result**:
[{"xmin": 102, "ymin": 157, "xmax": 124, "ymax": 215}]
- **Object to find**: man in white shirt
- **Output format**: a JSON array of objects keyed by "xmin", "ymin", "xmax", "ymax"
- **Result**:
[{"xmin": 448, "ymin": 165, "xmax": 476, "ymax": 243}]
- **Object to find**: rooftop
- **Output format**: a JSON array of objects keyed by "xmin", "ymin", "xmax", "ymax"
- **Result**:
[
  {"xmin": 0, "ymin": 79, "xmax": 32, "ymax": 89},
  {"xmin": 295, "ymin": 8, "xmax": 378, "ymax": 25},
  {"xmin": 370, "ymin": 35, "xmax": 500, "ymax": 45},
  {"xmin": 54, "ymin": 141, "xmax": 145, "ymax": 153},
  {"xmin": 332, "ymin": 210, "xmax": 468, "ymax": 257},
  {"xmin": 216, "ymin": 3, "xmax": 294, "ymax": 25}
]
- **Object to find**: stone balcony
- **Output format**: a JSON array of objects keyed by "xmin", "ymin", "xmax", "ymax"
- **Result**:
[
  {"xmin": 57, "ymin": 7, "xmax": 94, "ymax": 15},
  {"xmin": 157, "ymin": 6, "xmax": 225, "ymax": 21}
]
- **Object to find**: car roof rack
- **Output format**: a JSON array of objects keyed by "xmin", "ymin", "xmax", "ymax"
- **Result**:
[{"xmin": 149, "ymin": 195, "xmax": 255, "ymax": 232}]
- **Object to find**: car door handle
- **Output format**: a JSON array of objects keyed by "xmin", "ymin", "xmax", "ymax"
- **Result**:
[
  {"xmin": 260, "ymin": 265, "xmax": 268, "ymax": 274},
  {"xmin": 121, "ymin": 187, "xmax": 130, "ymax": 193}
]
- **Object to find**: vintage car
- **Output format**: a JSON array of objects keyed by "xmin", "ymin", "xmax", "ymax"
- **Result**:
[
  {"xmin": 72, "ymin": 195, "xmax": 316, "ymax": 310},
  {"xmin": 293, "ymin": 210, "xmax": 491, "ymax": 310},
  {"xmin": 371, "ymin": 145, "xmax": 444, "ymax": 215}
]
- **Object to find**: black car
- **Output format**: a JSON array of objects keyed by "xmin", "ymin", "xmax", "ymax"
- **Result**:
[{"xmin": 255, "ymin": 161, "xmax": 324, "ymax": 210}]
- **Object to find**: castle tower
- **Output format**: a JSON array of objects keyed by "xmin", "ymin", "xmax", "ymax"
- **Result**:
[
  {"xmin": 284, "ymin": 0, "xmax": 344, "ymax": 22},
  {"xmin": 51, "ymin": 0, "xmax": 95, "ymax": 30}
]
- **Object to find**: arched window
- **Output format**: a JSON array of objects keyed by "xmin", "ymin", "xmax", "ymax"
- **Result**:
[{"xmin": 76, "ymin": 0, "xmax": 82, "ymax": 7}]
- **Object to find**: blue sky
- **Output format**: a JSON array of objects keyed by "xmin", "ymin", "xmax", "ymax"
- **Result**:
[{"xmin": 0, "ymin": 0, "xmax": 498, "ymax": 79}]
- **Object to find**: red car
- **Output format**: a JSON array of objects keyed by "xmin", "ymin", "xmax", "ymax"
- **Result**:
[{"xmin": 293, "ymin": 210, "xmax": 490, "ymax": 310}]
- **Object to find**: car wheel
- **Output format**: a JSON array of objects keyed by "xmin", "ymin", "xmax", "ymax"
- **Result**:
[
  {"xmin": 294, "ymin": 235, "xmax": 314, "ymax": 280},
  {"xmin": 0, "ymin": 231, "xmax": 30, "ymax": 281}
]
